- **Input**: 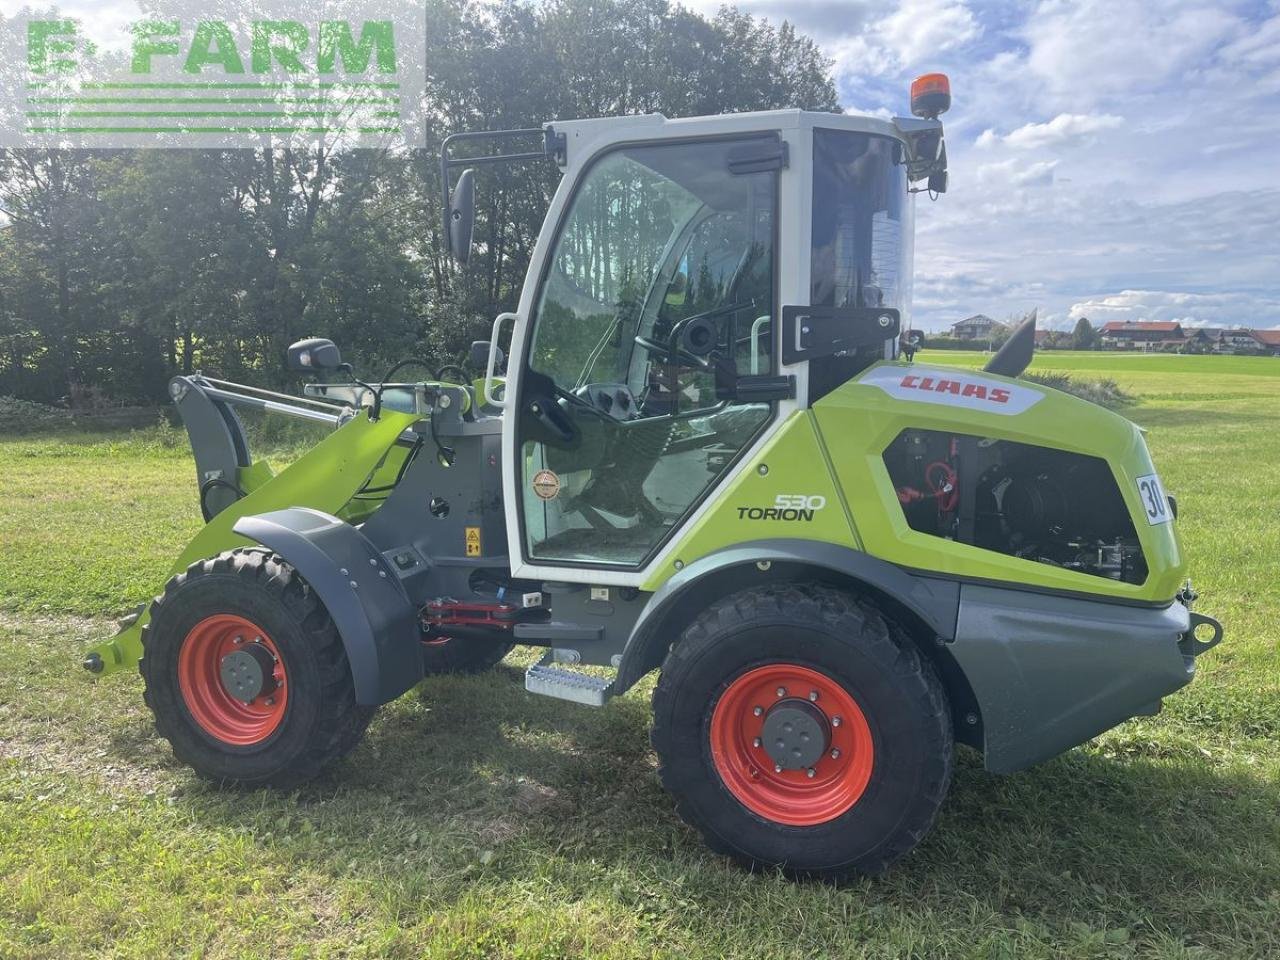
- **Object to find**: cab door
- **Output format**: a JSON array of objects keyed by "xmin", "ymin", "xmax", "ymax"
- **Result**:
[{"xmin": 506, "ymin": 136, "xmax": 781, "ymax": 571}]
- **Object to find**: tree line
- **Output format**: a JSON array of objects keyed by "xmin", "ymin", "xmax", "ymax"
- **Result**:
[{"xmin": 0, "ymin": 0, "xmax": 838, "ymax": 406}]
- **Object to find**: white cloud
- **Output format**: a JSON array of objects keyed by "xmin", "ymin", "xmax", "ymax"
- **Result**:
[
  {"xmin": 876, "ymin": 0, "xmax": 980, "ymax": 69},
  {"xmin": 975, "ymin": 157, "xmax": 1058, "ymax": 187},
  {"xmin": 1067, "ymin": 290, "xmax": 1280, "ymax": 327},
  {"xmin": 1019, "ymin": 0, "xmax": 1245, "ymax": 107},
  {"xmin": 977, "ymin": 113, "xmax": 1123, "ymax": 150}
]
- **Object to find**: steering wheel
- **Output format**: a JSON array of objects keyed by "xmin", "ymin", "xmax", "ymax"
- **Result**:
[{"xmin": 634, "ymin": 335, "xmax": 711, "ymax": 370}]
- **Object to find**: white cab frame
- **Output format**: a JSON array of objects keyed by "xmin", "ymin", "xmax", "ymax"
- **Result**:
[{"xmin": 494, "ymin": 109, "xmax": 914, "ymax": 586}]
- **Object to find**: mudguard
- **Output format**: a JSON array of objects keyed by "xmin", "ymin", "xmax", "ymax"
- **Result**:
[
  {"xmin": 614, "ymin": 539, "xmax": 961, "ymax": 693},
  {"xmin": 234, "ymin": 508, "xmax": 424, "ymax": 705}
]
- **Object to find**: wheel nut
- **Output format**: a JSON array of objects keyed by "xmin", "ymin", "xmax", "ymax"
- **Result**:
[
  {"xmin": 752, "ymin": 737, "xmax": 762, "ymax": 748},
  {"xmin": 233, "ymin": 636, "xmax": 244, "ymax": 645},
  {"xmin": 774, "ymin": 763, "xmax": 783, "ymax": 773},
  {"xmin": 806, "ymin": 767, "xmax": 816, "ymax": 778},
  {"xmin": 753, "ymin": 706, "xmax": 763, "ymax": 716},
  {"xmin": 830, "ymin": 748, "xmax": 841, "ymax": 759},
  {"xmin": 831, "ymin": 716, "xmax": 842, "ymax": 727},
  {"xmin": 264, "ymin": 697, "xmax": 274, "ymax": 706},
  {"xmin": 808, "ymin": 690, "xmax": 819, "ymax": 702},
  {"xmin": 776, "ymin": 686, "xmax": 786, "ymax": 697}
]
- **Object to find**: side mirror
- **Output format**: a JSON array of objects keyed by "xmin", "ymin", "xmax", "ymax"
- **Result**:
[
  {"xmin": 678, "ymin": 316, "xmax": 718, "ymax": 357},
  {"xmin": 287, "ymin": 337, "xmax": 342, "ymax": 373},
  {"xmin": 447, "ymin": 168, "xmax": 476, "ymax": 265},
  {"xmin": 470, "ymin": 339, "xmax": 504, "ymax": 371}
]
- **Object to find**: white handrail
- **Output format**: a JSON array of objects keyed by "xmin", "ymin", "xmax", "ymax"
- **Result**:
[
  {"xmin": 750, "ymin": 315, "xmax": 771, "ymax": 374},
  {"xmin": 485, "ymin": 312, "xmax": 518, "ymax": 408}
]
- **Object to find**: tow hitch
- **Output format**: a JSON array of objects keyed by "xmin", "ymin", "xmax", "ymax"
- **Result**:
[
  {"xmin": 1176, "ymin": 582, "xmax": 1224, "ymax": 658},
  {"xmin": 1180, "ymin": 611, "xmax": 1224, "ymax": 658}
]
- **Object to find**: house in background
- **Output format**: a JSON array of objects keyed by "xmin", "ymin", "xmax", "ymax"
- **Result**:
[
  {"xmin": 1251, "ymin": 329, "xmax": 1280, "ymax": 356},
  {"xmin": 1098, "ymin": 321, "xmax": 1185, "ymax": 351},
  {"xmin": 950, "ymin": 315, "xmax": 1008, "ymax": 341},
  {"xmin": 1185, "ymin": 327, "xmax": 1265, "ymax": 353}
]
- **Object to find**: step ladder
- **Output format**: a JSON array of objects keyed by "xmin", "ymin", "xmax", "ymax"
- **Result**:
[{"xmin": 524, "ymin": 652, "xmax": 615, "ymax": 706}]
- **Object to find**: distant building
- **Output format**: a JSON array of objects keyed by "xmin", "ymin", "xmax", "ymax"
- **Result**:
[
  {"xmin": 1098, "ymin": 321, "xmax": 1185, "ymax": 350},
  {"xmin": 1250, "ymin": 329, "xmax": 1280, "ymax": 356},
  {"xmin": 950, "ymin": 315, "xmax": 1007, "ymax": 340},
  {"xmin": 1184, "ymin": 327, "xmax": 1267, "ymax": 354}
]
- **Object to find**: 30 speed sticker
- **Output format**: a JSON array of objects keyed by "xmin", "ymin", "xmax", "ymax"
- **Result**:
[{"xmin": 1135, "ymin": 473, "xmax": 1171, "ymax": 525}]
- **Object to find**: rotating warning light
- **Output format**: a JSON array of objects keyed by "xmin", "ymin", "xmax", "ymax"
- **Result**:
[{"xmin": 910, "ymin": 73, "xmax": 951, "ymax": 120}]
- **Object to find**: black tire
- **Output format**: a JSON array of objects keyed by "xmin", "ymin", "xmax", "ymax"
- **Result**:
[
  {"xmin": 140, "ymin": 548, "xmax": 376, "ymax": 788},
  {"xmin": 651, "ymin": 584, "xmax": 953, "ymax": 880},
  {"xmin": 420, "ymin": 635, "xmax": 514, "ymax": 676}
]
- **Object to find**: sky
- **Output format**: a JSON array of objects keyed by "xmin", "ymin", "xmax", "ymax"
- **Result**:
[
  {"xmin": 682, "ymin": 0, "xmax": 1280, "ymax": 330},
  {"xmin": 6, "ymin": 0, "xmax": 1280, "ymax": 331}
]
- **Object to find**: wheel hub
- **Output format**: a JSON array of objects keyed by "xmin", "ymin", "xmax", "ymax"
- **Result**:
[
  {"xmin": 761, "ymin": 699, "xmax": 829, "ymax": 769},
  {"xmin": 708, "ymin": 663, "xmax": 875, "ymax": 826},
  {"xmin": 219, "ymin": 643, "xmax": 278, "ymax": 704},
  {"xmin": 177, "ymin": 614, "xmax": 288, "ymax": 746}
]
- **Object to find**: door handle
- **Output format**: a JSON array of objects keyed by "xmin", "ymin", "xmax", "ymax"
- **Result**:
[{"xmin": 485, "ymin": 312, "xmax": 517, "ymax": 409}]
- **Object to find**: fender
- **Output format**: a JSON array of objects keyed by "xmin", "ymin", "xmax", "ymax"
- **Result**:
[
  {"xmin": 233, "ymin": 507, "xmax": 424, "ymax": 705},
  {"xmin": 614, "ymin": 539, "xmax": 961, "ymax": 694}
]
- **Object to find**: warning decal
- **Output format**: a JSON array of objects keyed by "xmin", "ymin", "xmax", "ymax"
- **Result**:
[
  {"xmin": 465, "ymin": 526, "xmax": 482, "ymax": 557},
  {"xmin": 531, "ymin": 469, "xmax": 561, "ymax": 500}
]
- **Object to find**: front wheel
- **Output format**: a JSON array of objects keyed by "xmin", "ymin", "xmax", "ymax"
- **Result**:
[
  {"xmin": 140, "ymin": 548, "xmax": 375, "ymax": 788},
  {"xmin": 651, "ymin": 584, "xmax": 953, "ymax": 880}
]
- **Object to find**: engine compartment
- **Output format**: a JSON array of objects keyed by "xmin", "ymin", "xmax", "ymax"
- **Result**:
[{"xmin": 884, "ymin": 428, "xmax": 1148, "ymax": 584}]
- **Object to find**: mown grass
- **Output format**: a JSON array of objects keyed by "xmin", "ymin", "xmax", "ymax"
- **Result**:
[{"xmin": 1, "ymin": 352, "xmax": 1278, "ymax": 958}]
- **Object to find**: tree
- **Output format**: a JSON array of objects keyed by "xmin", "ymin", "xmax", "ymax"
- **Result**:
[
  {"xmin": 0, "ymin": 0, "xmax": 841, "ymax": 405},
  {"xmin": 1071, "ymin": 316, "xmax": 1098, "ymax": 350}
]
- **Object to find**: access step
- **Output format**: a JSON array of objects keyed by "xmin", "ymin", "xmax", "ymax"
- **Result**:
[{"xmin": 524, "ymin": 653, "xmax": 615, "ymax": 707}]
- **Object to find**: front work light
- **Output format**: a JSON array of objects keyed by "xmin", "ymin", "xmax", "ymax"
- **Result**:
[{"xmin": 910, "ymin": 74, "xmax": 951, "ymax": 120}]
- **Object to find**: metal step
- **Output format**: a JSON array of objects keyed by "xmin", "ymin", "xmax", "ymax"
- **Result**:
[{"xmin": 524, "ymin": 653, "xmax": 615, "ymax": 707}]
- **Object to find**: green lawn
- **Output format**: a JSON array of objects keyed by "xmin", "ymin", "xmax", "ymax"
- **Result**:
[{"xmin": 1, "ymin": 353, "xmax": 1278, "ymax": 958}]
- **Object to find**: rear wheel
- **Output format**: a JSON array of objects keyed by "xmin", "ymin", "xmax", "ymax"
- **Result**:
[
  {"xmin": 140, "ymin": 548, "xmax": 375, "ymax": 788},
  {"xmin": 651, "ymin": 584, "xmax": 952, "ymax": 879}
]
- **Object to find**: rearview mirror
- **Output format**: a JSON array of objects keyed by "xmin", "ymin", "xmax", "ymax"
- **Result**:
[
  {"xmin": 447, "ymin": 168, "xmax": 476, "ymax": 265},
  {"xmin": 287, "ymin": 338, "xmax": 342, "ymax": 373},
  {"xmin": 469, "ymin": 339, "xmax": 504, "ymax": 371}
]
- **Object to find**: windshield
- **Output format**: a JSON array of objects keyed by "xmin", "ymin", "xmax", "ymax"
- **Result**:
[{"xmin": 811, "ymin": 128, "xmax": 913, "ymax": 322}]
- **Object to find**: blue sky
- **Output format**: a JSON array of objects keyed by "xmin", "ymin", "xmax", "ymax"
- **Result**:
[
  {"xmin": 688, "ymin": 0, "xmax": 1280, "ymax": 330},
  {"xmin": 8, "ymin": 0, "xmax": 1280, "ymax": 331}
]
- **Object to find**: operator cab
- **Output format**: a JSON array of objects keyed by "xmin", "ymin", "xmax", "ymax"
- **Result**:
[{"xmin": 442, "ymin": 96, "xmax": 949, "ymax": 576}]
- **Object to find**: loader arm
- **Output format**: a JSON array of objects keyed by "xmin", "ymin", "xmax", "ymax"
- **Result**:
[{"xmin": 86, "ymin": 408, "xmax": 420, "ymax": 675}]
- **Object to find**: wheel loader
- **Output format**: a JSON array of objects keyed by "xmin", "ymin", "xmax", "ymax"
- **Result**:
[{"xmin": 84, "ymin": 75, "xmax": 1223, "ymax": 879}]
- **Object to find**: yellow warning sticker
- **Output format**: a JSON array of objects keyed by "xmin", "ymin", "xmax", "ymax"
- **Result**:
[{"xmin": 465, "ymin": 526, "xmax": 482, "ymax": 557}]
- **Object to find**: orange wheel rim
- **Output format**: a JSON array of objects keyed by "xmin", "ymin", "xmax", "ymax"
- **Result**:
[
  {"xmin": 709, "ymin": 663, "xmax": 874, "ymax": 826},
  {"xmin": 177, "ymin": 614, "xmax": 288, "ymax": 746}
]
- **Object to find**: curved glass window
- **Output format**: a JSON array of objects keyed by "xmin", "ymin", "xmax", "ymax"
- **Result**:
[
  {"xmin": 518, "ymin": 138, "xmax": 777, "ymax": 566},
  {"xmin": 811, "ymin": 129, "xmax": 912, "ymax": 316}
]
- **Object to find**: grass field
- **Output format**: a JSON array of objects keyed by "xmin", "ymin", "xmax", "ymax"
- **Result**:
[{"xmin": 1, "ymin": 352, "xmax": 1277, "ymax": 958}]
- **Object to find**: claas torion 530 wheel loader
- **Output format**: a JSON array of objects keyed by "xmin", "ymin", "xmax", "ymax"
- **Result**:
[{"xmin": 83, "ymin": 75, "xmax": 1223, "ymax": 879}]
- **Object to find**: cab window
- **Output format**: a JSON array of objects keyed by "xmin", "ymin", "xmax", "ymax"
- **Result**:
[{"xmin": 518, "ymin": 137, "xmax": 777, "ymax": 566}]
